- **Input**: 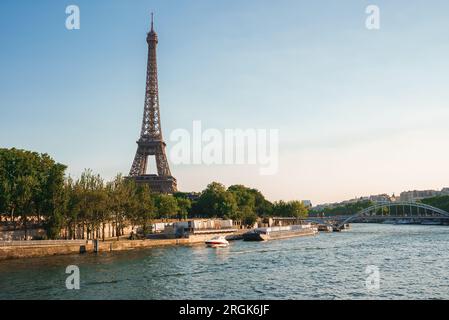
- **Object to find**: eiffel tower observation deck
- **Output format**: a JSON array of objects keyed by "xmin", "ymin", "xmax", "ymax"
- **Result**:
[{"xmin": 128, "ymin": 14, "xmax": 177, "ymax": 194}]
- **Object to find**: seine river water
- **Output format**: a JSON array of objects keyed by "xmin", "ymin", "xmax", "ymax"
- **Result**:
[{"xmin": 1, "ymin": 224, "xmax": 449, "ymax": 300}]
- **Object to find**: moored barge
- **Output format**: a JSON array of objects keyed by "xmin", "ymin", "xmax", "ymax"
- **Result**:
[{"xmin": 243, "ymin": 224, "xmax": 318, "ymax": 241}]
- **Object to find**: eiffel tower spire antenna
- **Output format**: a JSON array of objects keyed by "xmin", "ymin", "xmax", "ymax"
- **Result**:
[
  {"xmin": 150, "ymin": 12, "xmax": 154, "ymax": 32},
  {"xmin": 128, "ymin": 15, "xmax": 177, "ymax": 194}
]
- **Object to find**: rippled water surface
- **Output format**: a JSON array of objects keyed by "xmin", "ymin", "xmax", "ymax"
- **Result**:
[{"xmin": 1, "ymin": 224, "xmax": 449, "ymax": 299}]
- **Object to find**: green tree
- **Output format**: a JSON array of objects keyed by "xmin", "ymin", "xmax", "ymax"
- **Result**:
[
  {"xmin": 0, "ymin": 148, "xmax": 67, "ymax": 238},
  {"xmin": 272, "ymin": 200, "xmax": 309, "ymax": 218},
  {"xmin": 40, "ymin": 163, "xmax": 67, "ymax": 238},
  {"xmin": 131, "ymin": 184, "xmax": 155, "ymax": 235},
  {"xmin": 250, "ymin": 188, "xmax": 273, "ymax": 217},
  {"xmin": 0, "ymin": 162, "xmax": 12, "ymax": 221},
  {"xmin": 107, "ymin": 175, "xmax": 136, "ymax": 240},
  {"xmin": 240, "ymin": 205, "xmax": 258, "ymax": 228},
  {"xmin": 421, "ymin": 196, "xmax": 449, "ymax": 212},
  {"xmin": 156, "ymin": 194, "xmax": 179, "ymax": 219},
  {"xmin": 309, "ymin": 200, "xmax": 373, "ymax": 217},
  {"xmin": 75, "ymin": 169, "xmax": 108, "ymax": 240},
  {"xmin": 288, "ymin": 200, "xmax": 309, "ymax": 218},
  {"xmin": 176, "ymin": 197, "xmax": 192, "ymax": 220},
  {"xmin": 195, "ymin": 182, "xmax": 237, "ymax": 218},
  {"xmin": 14, "ymin": 175, "xmax": 38, "ymax": 239}
]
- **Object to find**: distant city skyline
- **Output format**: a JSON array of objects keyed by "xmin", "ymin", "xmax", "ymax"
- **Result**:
[
  {"xmin": 313, "ymin": 187, "xmax": 449, "ymax": 208},
  {"xmin": 2, "ymin": 0, "xmax": 449, "ymax": 204}
]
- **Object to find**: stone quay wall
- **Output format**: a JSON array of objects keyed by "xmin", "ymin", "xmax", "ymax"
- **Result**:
[{"xmin": 0, "ymin": 230, "xmax": 246, "ymax": 261}]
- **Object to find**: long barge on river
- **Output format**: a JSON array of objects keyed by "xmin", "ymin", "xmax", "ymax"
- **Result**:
[{"xmin": 243, "ymin": 224, "xmax": 318, "ymax": 241}]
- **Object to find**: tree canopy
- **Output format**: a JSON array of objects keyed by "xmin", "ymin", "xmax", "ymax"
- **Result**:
[
  {"xmin": 0, "ymin": 148, "xmax": 310, "ymax": 239},
  {"xmin": 0, "ymin": 148, "xmax": 66, "ymax": 238},
  {"xmin": 420, "ymin": 196, "xmax": 449, "ymax": 212},
  {"xmin": 309, "ymin": 200, "xmax": 373, "ymax": 217}
]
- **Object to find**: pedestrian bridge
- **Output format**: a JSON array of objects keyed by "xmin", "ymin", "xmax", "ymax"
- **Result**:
[{"xmin": 332, "ymin": 201, "xmax": 449, "ymax": 228}]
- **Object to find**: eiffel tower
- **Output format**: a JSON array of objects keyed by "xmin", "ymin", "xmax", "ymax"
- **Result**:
[{"xmin": 128, "ymin": 14, "xmax": 177, "ymax": 193}]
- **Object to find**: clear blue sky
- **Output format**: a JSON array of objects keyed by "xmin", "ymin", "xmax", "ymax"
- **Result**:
[{"xmin": 1, "ymin": 0, "xmax": 449, "ymax": 204}]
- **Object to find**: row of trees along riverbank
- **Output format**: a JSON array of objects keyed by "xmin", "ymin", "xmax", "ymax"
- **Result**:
[
  {"xmin": 308, "ymin": 200, "xmax": 374, "ymax": 217},
  {"xmin": 0, "ymin": 148, "xmax": 309, "ymax": 240}
]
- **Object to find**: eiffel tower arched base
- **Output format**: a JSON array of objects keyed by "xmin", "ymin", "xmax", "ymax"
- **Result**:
[{"xmin": 129, "ymin": 174, "xmax": 178, "ymax": 194}]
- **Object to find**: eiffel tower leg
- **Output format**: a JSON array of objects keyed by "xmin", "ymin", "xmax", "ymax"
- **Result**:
[
  {"xmin": 156, "ymin": 149, "xmax": 172, "ymax": 177},
  {"xmin": 130, "ymin": 151, "xmax": 147, "ymax": 176}
]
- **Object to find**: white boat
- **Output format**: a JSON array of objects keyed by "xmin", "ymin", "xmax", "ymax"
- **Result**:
[{"xmin": 205, "ymin": 236, "xmax": 229, "ymax": 248}]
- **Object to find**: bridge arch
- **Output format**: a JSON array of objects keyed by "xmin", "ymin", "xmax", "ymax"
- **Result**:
[{"xmin": 336, "ymin": 201, "xmax": 449, "ymax": 228}]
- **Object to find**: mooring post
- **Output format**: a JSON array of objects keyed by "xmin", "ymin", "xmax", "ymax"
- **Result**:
[{"xmin": 94, "ymin": 239, "xmax": 99, "ymax": 253}]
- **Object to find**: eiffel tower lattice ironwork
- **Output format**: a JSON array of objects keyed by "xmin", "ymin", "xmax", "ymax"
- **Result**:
[{"xmin": 128, "ymin": 13, "xmax": 177, "ymax": 193}]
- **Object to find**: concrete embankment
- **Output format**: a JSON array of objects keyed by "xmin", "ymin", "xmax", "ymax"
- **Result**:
[{"xmin": 0, "ymin": 230, "xmax": 247, "ymax": 261}]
